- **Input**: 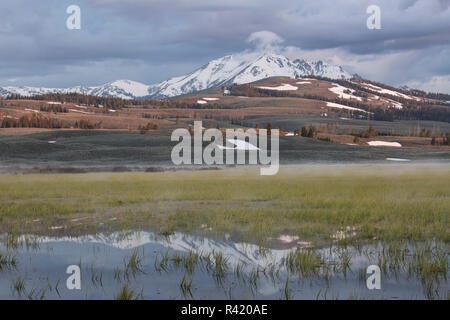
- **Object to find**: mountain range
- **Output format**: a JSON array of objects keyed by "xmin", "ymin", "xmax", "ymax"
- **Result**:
[{"xmin": 0, "ymin": 53, "xmax": 352, "ymax": 100}]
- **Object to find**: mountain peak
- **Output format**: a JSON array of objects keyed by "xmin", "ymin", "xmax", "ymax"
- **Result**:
[{"xmin": 109, "ymin": 79, "xmax": 144, "ymax": 86}]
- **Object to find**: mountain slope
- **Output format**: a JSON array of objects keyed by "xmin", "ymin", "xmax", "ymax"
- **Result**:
[
  {"xmin": 148, "ymin": 53, "xmax": 351, "ymax": 98},
  {"xmin": 0, "ymin": 53, "xmax": 352, "ymax": 99}
]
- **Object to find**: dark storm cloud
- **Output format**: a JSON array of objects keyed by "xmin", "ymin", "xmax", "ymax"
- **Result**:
[{"xmin": 0, "ymin": 0, "xmax": 449, "ymax": 92}]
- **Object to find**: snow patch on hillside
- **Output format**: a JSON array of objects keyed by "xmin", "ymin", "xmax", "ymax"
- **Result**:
[
  {"xmin": 386, "ymin": 158, "xmax": 410, "ymax": 161},
  {"xmin": 24, "ymin": 108, "xmax": 39, "ymax": 113},
  {"xmin": 257, "ymin": 83, "xmax": 298, "ymax": 91},
  {"xmin": 368, "ymin": 141, "xmax": 402, "ymax": 147},
  {"xmin": 326, "ymin": 102, "xmax": 368, "ymax": 113},
  {"xmin": 328, "ymin": 84, "xmax": 362, "ymax": 101},
  {"xmin": 360, "ymin": 83, "xmax": 420, "ymax": 101}
]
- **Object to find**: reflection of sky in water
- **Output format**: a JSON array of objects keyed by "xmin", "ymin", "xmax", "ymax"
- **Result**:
[{"xmin": 0, "ymin": 231, "xmax": 447, "ymax": 300}]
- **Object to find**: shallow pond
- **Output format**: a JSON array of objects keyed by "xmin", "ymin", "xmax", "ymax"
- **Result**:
[{"xmin": 0, "ymin": 231, "xmax": 447, "ymax": 300}]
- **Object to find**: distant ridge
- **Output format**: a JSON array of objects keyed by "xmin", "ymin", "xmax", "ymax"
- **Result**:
[{"xmin": 0, "ymin": 53, "xmax": 351, "ymax": 100}]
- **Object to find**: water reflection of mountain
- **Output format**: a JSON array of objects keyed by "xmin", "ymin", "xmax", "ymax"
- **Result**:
[{"xmin": 29, "ymin": 231, "xmax": 295, "ymax": 270}]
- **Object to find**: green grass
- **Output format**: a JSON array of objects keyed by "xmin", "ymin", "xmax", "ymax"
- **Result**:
[
  {"xmin": 0, "ymin": 130, "xmax": 449, "ymax": 168},
  {"xmin": 11, "ymin": 276, "xmax": 26, "ymax": 298},
  {"xmin": 0, "ymin": 250, "xmax": 17, "ymax": 271},
  {"xmin": 124, "ymin": 248, "xmax": 145, "ymax": 279},
  {"xmin": 0, "ymin": 165, "xmax": 448, "ymax": 245},
  {"xmin": 179, "ymin": 273, "xmax": 194, "ymax": 298},
  {"xmin": 114, "ymin": 283, "xmax": 142, "ymax": 300},
  {"xmin": 284, "ymin": 249, "xmax": 322, "ymax": 277}
]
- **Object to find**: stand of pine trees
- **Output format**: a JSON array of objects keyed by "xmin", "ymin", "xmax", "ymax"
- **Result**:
[
  {"xmin": 73, "ymin": 119, "xmax": 102, "ymax": 129},
  {"xmin": 40, "ymin": 105, "xmax": 68, "ymax": 113},
  {"xmin": 292, "ymin": 125, "xmax": 317, "ymax": 138},
  {"xmin": 138, "ymin": 122, "xmax": 159, "ymax": 134},
  {"xmin": 431, "ymin": 134, "xmax": 450, "ymax": 146},
  {"xmin": 0, "ymin": 114, "xmax": 68, "ymax": 128},
  {"xmin": 0, "ymin": 114, "xmax": 104, "ymax": 130},
  {"xmin": 8, "ymin": 93, "xmax": 127, "ymax": 110}
]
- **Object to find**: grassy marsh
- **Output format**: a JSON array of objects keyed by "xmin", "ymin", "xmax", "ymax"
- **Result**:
[{"xmin": 0, "ymin": 165, "xmax": 448, "ymax": 246}]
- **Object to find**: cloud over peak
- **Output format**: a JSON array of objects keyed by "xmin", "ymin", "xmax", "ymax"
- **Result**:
[{"xmin": 247, "ymin": 31, "xmax": 284, "ymax": 53}]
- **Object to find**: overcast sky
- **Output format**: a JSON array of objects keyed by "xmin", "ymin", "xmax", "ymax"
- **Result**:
[{"xmin": 1, "ymin": 0, "xmax": 450, "ymax": 93}]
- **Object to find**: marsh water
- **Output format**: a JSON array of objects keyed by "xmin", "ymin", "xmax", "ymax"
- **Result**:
[{"xmin": 0, "ymin": 231, "xmax": 447, "ymax": 300}]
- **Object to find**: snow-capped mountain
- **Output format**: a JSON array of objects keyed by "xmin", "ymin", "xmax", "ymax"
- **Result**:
[
  {"xmin": 0, "ymin": 53, "xmax": 352, "ymax": 99},
  {"xmin": 87, "ymin": 80, "xmax": 151, "ymax": 99},
  {"xmin": 148, "ymin": 53, "xmax": 351, "ymax": 98},
  {"xmin": 1, "ymin": 80, "xmax": 150, "ymax": 100}
]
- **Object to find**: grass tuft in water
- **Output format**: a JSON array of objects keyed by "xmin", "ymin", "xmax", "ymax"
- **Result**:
[
  {"xmin": 124, "ymin": 248, "xmax": 145, "ymax": 279},
  {"xmin": 179, "ymin": 273, "xmax": 194, "ymax": 298},
  {"xmin": 114, "ymin": 283, "xmax": 142, "ymax": 300},
  {"xmin": 284, "ymin": 249, "xmax": 322, "ymax": 277},
  {"xmin": 0, "ymin": 251, "xmax": 17, "ymax": 271}
]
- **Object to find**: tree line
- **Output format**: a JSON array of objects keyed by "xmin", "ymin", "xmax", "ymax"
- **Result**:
[
  {"xmin": 40, "ymin": 105, "xmax": 68, "ymax": 113},
  {"xmin": 7, "ymin": 93, "xmax": 128, "ymax": 110},
  {"xmin": 0, "ymin": 114, "xmax": 101, "ymax": 129},
  {"xmin": 0, "ymin": 114, "xmax": 68, "ymax": 128}
]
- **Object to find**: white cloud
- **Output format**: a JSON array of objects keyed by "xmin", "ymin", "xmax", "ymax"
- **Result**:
[
  {"xmin": 406, "ymin": 75, "xmax": 450, "ymax": 93},
  {"xmin": 247, "ymin": 31, "xmax": 284, "ymax": 52}
]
